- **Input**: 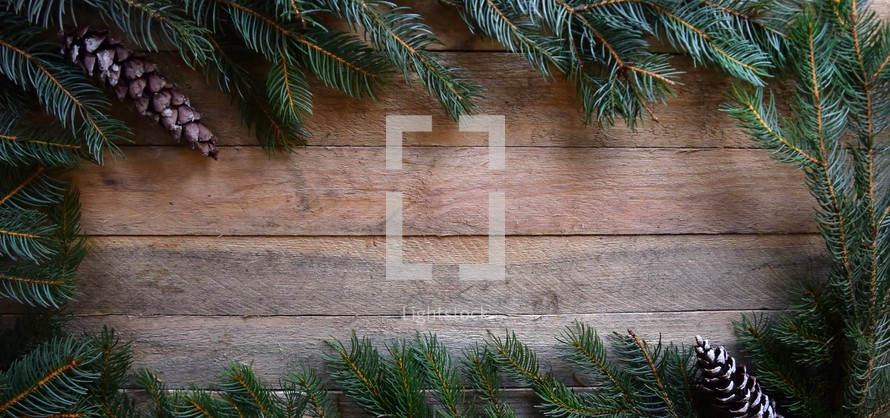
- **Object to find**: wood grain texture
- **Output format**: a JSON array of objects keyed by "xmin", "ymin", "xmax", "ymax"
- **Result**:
[
  {"xmin": 64, "ymin": 235, "xmax": 823, "ymax": 316},
  {"xmin": 126, "ymin": 54, "xmax": 752, "ymax": 149},
  {"xmin": 72, "ymin": 147, "xmax": 814, "ymax": 236},
  {"xmin": 125, "ymin": 388, "xmax": 566, "ymax": 418},
  {"xmin": 69, "ymin": 312, "xmax": 751, "ymax": 388}
]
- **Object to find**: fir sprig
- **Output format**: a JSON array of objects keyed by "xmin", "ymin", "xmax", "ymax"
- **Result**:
[
  {"xmin": 445, "ymin": 0, "xmax": 792, "ymax": 127},
  {"xmin": 727, "ymin": 0, "xmax": 890, "ymax": 415},
  {"xmin": 0, "ymin": 336, "xmax": 100, "ymax": 417}
]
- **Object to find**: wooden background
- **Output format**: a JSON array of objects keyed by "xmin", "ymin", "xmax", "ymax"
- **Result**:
[{"xmin": 40, "ymin": 1, "xmax": 890, "ymax": 414}]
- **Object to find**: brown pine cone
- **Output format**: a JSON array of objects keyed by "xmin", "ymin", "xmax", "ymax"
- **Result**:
[
  {"xmin": 61, "ymin": 27, "xmax": 218, "ymax": 159},
  {"xmin": 695, "ymin": 336, "xmax": 783, "ymax": 418}
]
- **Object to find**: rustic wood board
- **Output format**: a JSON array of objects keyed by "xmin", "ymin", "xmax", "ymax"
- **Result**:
[
  {"xmin": 125, "ymin": 54, "xmax": 754, "ymax": 149},
  {"xmin": 72, "ymin": 147, "xmax": 813, "ymax": 236},
  {"xmin": 69, "ymin": 311, "xmax": 751, "ymax": 388},
  {"xmin": 63, "ymin": 235, "xmax": 823, "ymax": 316}
]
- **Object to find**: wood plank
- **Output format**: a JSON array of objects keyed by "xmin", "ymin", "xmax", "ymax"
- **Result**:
[
  {"xmin": 69, "ymin": 312, "xmax": 753, "ymax": 388},
  {"xmin": 125, "ymin": 54, "xmax": 753, "ymax": 149},
  {"xmin": 72, "ymin": 147, "xmax": 814, "ymax": 236},
  {"xmin": 125, "ymin": 388, "xmax": 566, "ymax": 418},
  {"xmin": 66, "ymin": 235, "xmax": 823, "ymax": 316}
]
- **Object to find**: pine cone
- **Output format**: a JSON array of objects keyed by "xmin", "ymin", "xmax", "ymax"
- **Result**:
[
  {"xmin": 695, "ymin": 336, "xmax": 783, "ymax": 418},
  {"xmin": 61, "ymin": 27, "xmax": 218, "ymax": 159}
]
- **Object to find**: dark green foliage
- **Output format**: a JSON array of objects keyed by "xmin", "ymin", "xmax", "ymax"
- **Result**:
[
  {"xmin": 324, "ymin": 328, "xmax": 700, "ymax": 418},
  {"xmin": 489, "ymin": 326, "xmax": 699, "ymax": 418},
  {"xmin": 0, "ymin": 307, "xmax": 71, "ymax": 370},
  {"xmin": 0, "ymin": 335, "xmax": 101, "ymax": 417},
  {"xmin": 3, "ymin": 0, "xmax": 481, "ymax": 156},
  {"xmin": 725, "ymin": 0, "xmax": 890, "ymax": 415},
  {"xmin": 326, "ymin": 332, "xmax": 478, "ymax": 418},
  {"xmin": 445, "ymin": 0, "xmax": 798, "ymax": 127},
  {"xmin": 135, "ymin": 363, "xmax": 339, "ymax": 418},
  {"xmin": 463, "ymin": 344, "xmax": 515, "ymax": 418}
]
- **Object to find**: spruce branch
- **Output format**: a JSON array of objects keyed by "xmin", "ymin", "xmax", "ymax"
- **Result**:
[
  {"xmin": 81, "ymin": 0, "xmax": 215, "ymax": 68},
  {"xmin": 135, "ymin": 369, "xmax": 173, "ymax": 418},
  {"xmin": 0, "ymin": 336, "xmax": 100, "ymax": 417},
  {"xmin": 219, "ymin": 362, "xmax": 279, "ymax": 417},
  {"xmin": 414, "ymin": 333, "xmax": 466, "ymax": 418},
  {"xmin": 0, "ymin": 11, "xmax": 128, "ymax": 162},
  {"xmin": 314, "ymin": 0, "xmax": 481, "ymax": 120},
  {"xmin": 463, "ymin": 344, "xmax": 515, "ymax": 418},
  {"xmin": 281, "ymin": 367, "xmax": 338, "ymax": 418}
]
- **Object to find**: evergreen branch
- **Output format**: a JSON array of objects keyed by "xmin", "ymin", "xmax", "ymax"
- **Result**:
[
  {"xmin": 297, "ymin": 30, "xmax": 386, "ymax": 98},
  {"xmin": 874, "ymin": 52, "xmax": 890, "ymax": 80},
  {"xmin": 0, "ymin": 206, "xmax": 57, "ymax": 261},
  {"xmin": 647, "ymin": 1, "xmax": 769, "ymax": 85},
  {"xmin": 282, "ymin": 367, "xmax": 337, "ymax": 418},
  {"xmin": 0, "ymin": 131, "xmax": 82, "ymax": 167},
  {"xmin": 461, "ymin": 0, "xmax": 566, "ymax": 75},
  {"xmin": 625, "ymin": 330, "xmax": 680, "ymax": 418},
  {"xmin": 725, "ymin": 87, "xmax": 821, "ymax": 167},
  {"xmin": 324, "ymin": 333, "xmax": 390, "ymax": 416},
  {"xmin": 0, "ymin": 0, "xmax": 76, "ymax": 29},
  {"xmin": 414, "ymin": 334, "xmax": 464, "ymax": 418},
  {"xmin": 219, "ymin": 362, "xmax": 278, "ymax": 417},
  {"xmin": 0, "ymin": 263, "xmax": 76, "ymax": 307},
  {"xmin": 204, "ymin": 33, "xmax": 306, "ymax": 151},
  {"xmin": 0, "ymin": 14, "xmax": 128, "ymax": 162},
  {"xmin": 267, "ymin": 47, "xmax": 312, "ymax": 124},
  {"xmin": 136, "ymin": 369, "xmax": 172, "ymax": 418},
  {"xmin": 488, "ymin": 331, "xmax": 631, "ymax": 417},
  {"xmin": 463, "ymin": 345, "xmax": 514, "ymax": 418},
  {"xmin": 82, "ymin": 0, "xmax": 214, "ymax": 67},
  {"xmin": 387, "ymin": 340, "xmax": 428, "ymax": 418},
  {"xmin": 86, "ymin": 327, "xmax": 133, "ymax": 405},
  {"xmin": 557, "ymin": 322, "xmax": 637, "ymax": 412},
  {"xmin": 800, "ymin": 17, "xmax": 859, "ymax": 313},
  {"xmin": 0, "ymin": 336, "xmax": 100, "ymax": 417},
  {"xmin": 318, "ymin": 0, "xmax": 480, "ymax": 119},
  {"xmin": 0, "ymin": 166, "xmax": 46, "ymax": 207}
]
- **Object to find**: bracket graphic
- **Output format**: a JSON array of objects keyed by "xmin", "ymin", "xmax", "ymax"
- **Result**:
[{"xmin": 385, "ymin": 115, "xmax": 505, "ymax": 281}]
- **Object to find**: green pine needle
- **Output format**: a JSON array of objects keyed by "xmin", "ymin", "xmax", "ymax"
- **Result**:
[{"xmin": 0, "ymin": 335, "xmax": 100, "ymax": 417}]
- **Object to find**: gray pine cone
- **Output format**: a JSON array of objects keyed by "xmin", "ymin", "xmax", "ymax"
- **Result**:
[
  {"xmin": 61, "ymin": 27, "xmax": 218, "ymax": 159},
  {"xmin": 695, "ymin": 336, "xmax": 783, "ymax": 418}
]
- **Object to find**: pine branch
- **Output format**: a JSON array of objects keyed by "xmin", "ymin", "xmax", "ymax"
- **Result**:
[
  {"xmin": 204, "ymin": 33, "xmax": 307, "ymax": 152},
  {"xmin": 0, "ymin": 12, "xmax": 128, "ymax": 162},
  {"xmin": 84, "ymin": 327, "xmax": 135, "ymax": 417},
  {"xmin": 487, "ymin": 330, "xmax": 632, "ymax": 418},
  {"xmin": 0, "ymin": 336, "xmax": 100, "ymax": 417},
  {"xmin": 315, "ymin": 0, "xmax": 481, "ymax": 120},
  {"xmin": 281, "ymin": 367, "xmax": 338, "ymax": 418},
  {"xmin": 460, "ymin": 0, "xmax": 567, "ymax": 76},
  {"xmin": 611, "ymin": 330, "xmax": 685, "ymax": 418},
  {"xmin": 219, "ymin": 362, "xmax": 279, "ymax": 417},
  {"xmin": 414, "ymin": 333, "xmax": 466, "ymax": 418},
  {"xmin": 557, "ymin": 322, "xmax": 638, "ymax": 414},
  {"xmin": 324, "ymin": 333, "xmax": 391, "ymax": 417},
  {"xmin": 81, "ymin": 0, "xmax": 214, "ymax": 67},
  {"xmin": 135, "ymin": 369, "xmax": 173, "ymax": 418},
  {"xmin": 463, "ymin": 344, "xmax": 515, "ymax": 418},
  {"xmin": 0, "ymin": 127, "xmax": 83, "ymax": 167}
]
